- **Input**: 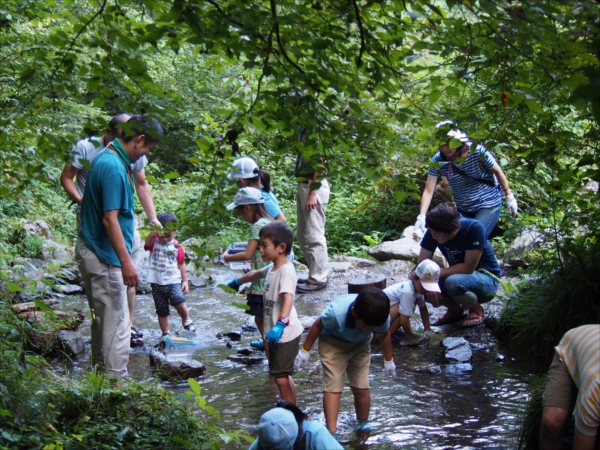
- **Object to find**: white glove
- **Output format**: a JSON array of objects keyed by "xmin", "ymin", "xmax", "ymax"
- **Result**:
[
  {"xmin": 414, "ymin": 214, "xmax": 427, "ymax": 233},
  {"xmin": 384, "ymin": 359, "xmax": 396, "ymax": 377},
  {"xmin": 294, "ymin": 347, "xmax": 310, "ymax": 371},
  {"xmin": 423, "ymin": 330, "xmax": 436, "ymax": 339},
  {"xmin": 505, "ymin": 194, "xmax": 518, "ymax": 217}
]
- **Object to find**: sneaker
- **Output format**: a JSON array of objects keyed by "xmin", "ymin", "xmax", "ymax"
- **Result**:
[
  {"xmin": 296, "ymin": 281, "xmax": 328, "ymax": 292},
  {"xmin": 354, "ymin": 421, "xmax": 376, "ymax": 431},
  {"xmin": 183, "ymin": 320, "xmax": 196, "ymax": 332},
  {"xmin": 391, "ymin": 330, "xmax": 405, "ymax": 345}
]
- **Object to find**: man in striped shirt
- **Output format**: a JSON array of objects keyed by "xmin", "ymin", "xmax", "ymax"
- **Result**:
[{"xmin": 540, "ymin": 324, "xmax": 600, "ymax": 450}]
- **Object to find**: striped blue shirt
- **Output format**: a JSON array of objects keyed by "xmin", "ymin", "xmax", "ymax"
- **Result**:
[{"xmin": 428, "ymin": 143, "xmax": 502, "ymax": 213}]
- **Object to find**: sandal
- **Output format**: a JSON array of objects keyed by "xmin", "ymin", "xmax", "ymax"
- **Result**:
[
  {"xmin": 130, "ymin": 327, "xmax": 144, "ymax": 347},
  {"xmin": 183, "ymin": 320, "xmax": 196, "ymax": 333},
  {"xmin": 461, "ymin": 310, "xmax": 485, "ymax": 328},
  {"xmin": 432, "ymin": 310, "xmax": 467, "ymax": 326}
]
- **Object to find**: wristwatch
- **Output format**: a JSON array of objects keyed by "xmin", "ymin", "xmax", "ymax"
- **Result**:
[{"xmin": 278, "ymin": 316, "xmax": 290, "ymax": 326}]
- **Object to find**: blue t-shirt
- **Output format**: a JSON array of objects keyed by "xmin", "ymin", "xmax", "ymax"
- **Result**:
[
  {"xmin": 248, "ymin": 418, "xmax": 343, "ymax": 450},
  {"xmin": 320, "ymin": 294, "xmax": 390, "ymax": 343},
  {"xmin": 261, "ymin": 189, "xmax": 281, "ymax": 220},
  {"xmin": 420, "ymin": 218, "xmax": 501, "ymax": 278},
  {"xmin": 428, "ymin": 143, "xmax": 502, "ymax": 213},
  {"xmin": 79, "ymin": 149, "xmax": 135, "ymax": 267}
]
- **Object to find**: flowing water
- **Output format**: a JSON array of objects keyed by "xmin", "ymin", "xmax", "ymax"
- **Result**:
[{"xmin": 57, "ymin": 263, "xmax": 546, "ymax": 449}]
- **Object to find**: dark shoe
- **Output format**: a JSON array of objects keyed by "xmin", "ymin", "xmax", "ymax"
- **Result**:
[
  {"xmin": 297, "ymin": 278, "xmax": 309, "ymax": 284},
  {"xmin": 183, "ymin": 320, "xmax": 196, "ymax": 332},
  {"xmin": 130, "ymin": 328, "xmax": 144, "ymax": 347},
  {"xmin": 296, "ymin": 281, "xmax": 328, "ymax": 292}
]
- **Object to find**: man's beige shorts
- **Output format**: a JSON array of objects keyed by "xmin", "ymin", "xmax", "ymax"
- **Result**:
[
  {"xmin": 318, "ymin": 334, "xmax": 371, "ymax": 392},
  {"xmin": 542, "ymin": 353, "xmax": 577, "ymax": 412}
]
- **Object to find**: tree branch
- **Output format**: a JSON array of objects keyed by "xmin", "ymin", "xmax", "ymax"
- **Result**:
[{"xmin": 351, "ymin": 0, "xmax": 366, "ymax": 68}]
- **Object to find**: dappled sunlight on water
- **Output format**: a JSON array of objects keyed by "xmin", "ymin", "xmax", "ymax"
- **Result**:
[{"xmin": 55, "ymin": 263, "xmax": 545, "ymax": 449}]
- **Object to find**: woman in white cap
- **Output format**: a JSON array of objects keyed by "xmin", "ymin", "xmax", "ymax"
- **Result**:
[
  {"xmin": 414, "ymin": 120, "xmax": 517, "ymax": 239},
  {"xmin": 249, "ymin": 402, "xmax": 342, "ymax": 450},
  {"xmin": 228, "ymin": 157, "xmax": 286, "ymax": 222}
]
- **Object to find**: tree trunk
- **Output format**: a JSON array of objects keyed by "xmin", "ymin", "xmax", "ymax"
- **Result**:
[{"xmin": 348, "ymin": 273, "xmax": 387, "ymax": 294}]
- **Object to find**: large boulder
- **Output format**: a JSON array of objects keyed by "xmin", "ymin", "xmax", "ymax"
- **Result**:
[
  {"xmin": 504, "ymin": 227, "xmax": 542, "ymax": 268},
  {"xmin": 368, "ymin": 226, "xmax": 448, "ymax": 267},
  {"xmin": 41, "ymin": 240, "xmax": 72, "ymax": 265},
  {"xmin": 150, "ymin": 351, "xmax": 206, "ymax": 380},
  {"xmin": 442, "ymin": 337, "xmax": 473, "ymax": 363},
  {"xmin": 23, "ymin": 220, "xmax": 54, "ymax": 240}
]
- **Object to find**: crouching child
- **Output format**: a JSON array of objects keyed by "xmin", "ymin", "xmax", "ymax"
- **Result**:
[
  {"xmin": 295, "ymin": 288, "xmax": 395, "ymax": 435},
  {"xmin": 227, "ymin": 222, "xmax": 303, "ymax": 403}
]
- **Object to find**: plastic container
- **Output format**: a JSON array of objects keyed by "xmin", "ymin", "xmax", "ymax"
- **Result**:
[
  {"xmin": 226, "ymin": 242, "xmax": 251, "ymax": 271},
  {"xmin": 164, "ymin": 336, "xmax": 196, "ymax": 363}
]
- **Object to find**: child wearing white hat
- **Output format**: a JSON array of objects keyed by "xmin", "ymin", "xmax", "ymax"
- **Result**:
[{"xmin": 384, "ymin": 259, "xmax": 440, "ymax": 346}]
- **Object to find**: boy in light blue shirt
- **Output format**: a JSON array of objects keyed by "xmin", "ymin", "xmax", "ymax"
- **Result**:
[{"xmin": 295, "ymin": 288, "xmax": 395, "ymax": 435}]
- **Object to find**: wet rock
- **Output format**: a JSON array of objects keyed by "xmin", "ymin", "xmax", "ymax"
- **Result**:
[
  {"xmin": 328, "ymin": 261, "xmax": 352, "ymax": 273},
  {"xmin": 413, "ymin": 364, "xmax": 442, "ymax": 374},
  {"xmin": 157, "ymin": 360, "xmax": 206, "ymax": 380},
  {"xmin": 484, "ymin": 316, "xmax": 499, "ymax": 329},
  {"xmin": 57, "ymin": 330, "xmax": 85, "ymax": 358},
  {"xmin": 496, "ymin": 354, "xmax": 506, "ymax": 362},
  {"xmin": 241, "ymin": 316, "xmax": 258, "ymax": 333},
  {"xmin": 41, "ymin": 240, "xmax": 72, "ymax": 265},
  {"xmin": 236, "ymin": 348, "xmax": 258, "ymax": 356},
  {"xmin": 217, "ymin": 331, "xmax": 241, "ymax": 341},
  {"xmin": 442, "ymin": 337, "xmax": 473, "ymax": 363},
  {"xmin": 299, "ymin": 316, "xmax": 317, "ymax": 330},
  {"xmin": 470, "ymin": 343, "xmax": 487, "ymax": 350},
  {"xmin": 56, "ymin": 284, "xmax": 84, "ymax": 295},
  {"xmin": 446, "ymin": 363, "xmax": 473, "ymax": 374},
  {"xmin": 293, "ymin": 261, "xmax": 308, "ymax": 272},
  {"xmin": 57, "ymin": 262, "xmax": 81, "ymax": 284},
  {"xmin": 227, "ymin": 355, "xmax": 264, "ymax": 365},
  {"xmin": 226, "ymin": 341, "xmax": 233, "ymax": 348},
  {"xmin": 400, "ymin": 333, "xmax": 426, "ymax": 347},
  {"xmin": 18, "ymin": 309, "xmax": 84, "ymax": 329},
  {"xmin": 189, "ymin": 279, "xmax": 208, "ymax": 289}
]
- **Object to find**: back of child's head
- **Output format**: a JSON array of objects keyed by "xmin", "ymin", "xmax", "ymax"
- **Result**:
[
  {"xmin": 354, "ymin": 288, "xmax": 390, "ymax": 327},
  {"xmin": 259, "ymin": 222, "xmax": 294, "ymax": 255},
  {"xmin": 157, "ymin": 212, "xmax": 177, "ymax": 228}
]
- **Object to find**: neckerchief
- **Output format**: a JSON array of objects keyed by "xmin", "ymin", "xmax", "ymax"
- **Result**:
[{"xmin": 107, "ymin": 140, "xmax": 135, "ymax": 192}]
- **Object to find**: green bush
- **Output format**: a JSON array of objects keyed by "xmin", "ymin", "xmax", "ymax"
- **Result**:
[
  {"xmin": 499, "ymin": 239, "xmax": 600, "ymax": 359},
  {"xmin": 517, "ymin": 375, "xmax": 547, "ymax": 450}
]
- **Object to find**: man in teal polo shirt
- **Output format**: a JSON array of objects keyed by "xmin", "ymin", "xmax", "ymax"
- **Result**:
[{"xmin": 76, "ymin": 115, "xmax": 163, "ymax": 376}]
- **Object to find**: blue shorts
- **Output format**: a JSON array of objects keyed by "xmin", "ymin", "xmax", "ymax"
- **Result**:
[{"xmin": 151, "ymin": 283, "xmax": 186, "ymax": 317}]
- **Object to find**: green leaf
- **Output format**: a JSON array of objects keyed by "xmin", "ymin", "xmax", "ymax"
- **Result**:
[
  {"xmin": 524, "ymin": 99, "xmax": 542, "ymax": 112},
  {"xmin": 469, "ymin": 131, "xmax": 488, "ymax": 139},
  {"xmin": 0, "ymin": 408, "xmax": 12, "ymax": 417},
  {"xmin": 196, "ymin": 139, "xmax": 211, "ymax": 151},
  {"xmin": 33, "ymin": 299, "xmax": 55, "ymax": 314},
  {"xmin": 428, "ymin": 90, "xmax": 442, "ymax": 105},
  {"xmin": 188, "ymin": 378, "xmax": 202, "ymax": 396},
  {"xmin": 164, "ymin": 172, "xmax": 179, "ymax": 180},
  {"xmin": 19, "ymin": 67, "xmax": 36, "ymax": 83},
  {"xmin": 232, "ymin": 302, "xmax": 251, "ymax": 311},
  {"xmin": 7, "ymin": 283, "xmax": 24, "ymax": 292}
]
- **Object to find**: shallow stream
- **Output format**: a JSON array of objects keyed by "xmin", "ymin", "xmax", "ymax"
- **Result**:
[{"xmin": 57, "ymin": 263, "xmax": 546, "ymax": 449}]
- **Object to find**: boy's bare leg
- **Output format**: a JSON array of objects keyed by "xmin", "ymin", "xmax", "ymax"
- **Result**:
[
  {"xmin": 173, "ymin": 302, "xmax": 190, "ymax": 324},
  {"xmin": 255, "ymin": 316, "xmax": 265, "ymax": 338},
  {"xmin": 158, "ymin": 316, "xmax": 170, "ymax": 334},
  {"xmin": 351, "ymin": 386, "xmax": 371, "ymax": 424},
  {"xmin": 274, "ymin": 376, "xmax": 296, "ymax": 404},
  {"xmin": 323, "ymin": 392, "xmax": 342, "ymax": 433},
  {"xmin": 399, "ymin": 314, "xmax": 414, "ymax": 334},
  {"xmin": 127, "ymin": 287, "xmax": 136, "ymax": 324},
  {"xmin": 389, "ymin": 315, "xmax": 402, "ymax": 335}
]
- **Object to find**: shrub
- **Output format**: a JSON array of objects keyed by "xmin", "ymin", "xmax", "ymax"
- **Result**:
[{"xmin": 499, "ymin": 239, "xmax": 600, "ymax": 359}]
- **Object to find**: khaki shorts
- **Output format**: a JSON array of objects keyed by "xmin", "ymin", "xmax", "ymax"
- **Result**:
[
  {"xmin": 269, "ymin": 336, "xmax": 300, "ymax": 378},
  {"xmin": 318, "ymin": 334, "xmax": 371, "ymax": 392},
  {"xmin": 542, "ymin": 353, "xmax": 577, "ymax": 411}
]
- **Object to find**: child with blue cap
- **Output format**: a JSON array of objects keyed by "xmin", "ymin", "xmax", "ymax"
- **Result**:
[{"xmin": 249, "ymin": 402, "xmax": 342, "ymax": 450}]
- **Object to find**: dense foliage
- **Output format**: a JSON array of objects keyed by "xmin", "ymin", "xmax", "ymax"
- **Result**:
[{"xmin": 1, "ymin": 0, "xmax": 600, "ymax": 447}]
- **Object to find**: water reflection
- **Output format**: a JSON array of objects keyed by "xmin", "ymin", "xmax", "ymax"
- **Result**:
[{"xmin": 56, "ymin": 264, "xmax": 545, "ymax": 449}]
